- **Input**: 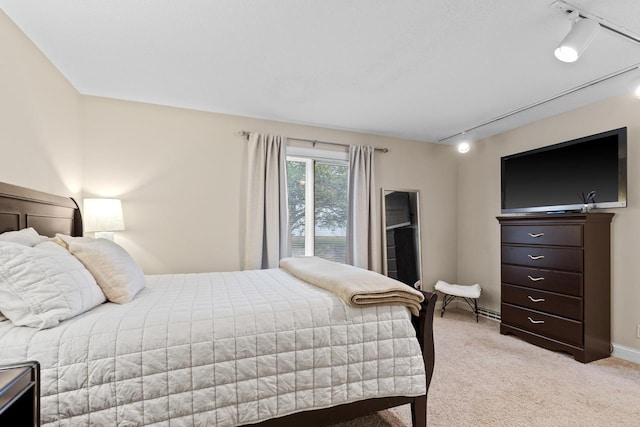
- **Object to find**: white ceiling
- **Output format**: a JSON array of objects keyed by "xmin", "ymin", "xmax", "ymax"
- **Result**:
[{"xmin": 2, "ymin": 0, "xmax": 640, "ymax": 144}]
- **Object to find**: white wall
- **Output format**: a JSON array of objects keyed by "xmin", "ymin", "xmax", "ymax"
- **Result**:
[
  {"xmin": 0, "ymin": 10, "xmax": 82, "ymax": 197},
  {"xmin": 457, "ymin": 93, "xmax": 640, "ymax": 351}
]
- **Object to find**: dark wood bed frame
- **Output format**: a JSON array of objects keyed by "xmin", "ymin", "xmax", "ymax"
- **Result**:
[{"xmin": 0, "ymin": 181, "xmax": 437, "ymax": 427}]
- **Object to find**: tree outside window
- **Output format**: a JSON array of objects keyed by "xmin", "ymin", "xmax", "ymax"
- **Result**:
[{"xmin": 287, "ymin": 157, "xmax": 348, "ymax": 263}]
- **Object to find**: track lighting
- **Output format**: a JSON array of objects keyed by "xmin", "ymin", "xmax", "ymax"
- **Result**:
[
  {"xmin": 554, "ymin": 15, "xmax": 599, "ymax": 63},
  {"xmin": 437, "ymin": 3, "xmax": 640, "ymax": 145}
]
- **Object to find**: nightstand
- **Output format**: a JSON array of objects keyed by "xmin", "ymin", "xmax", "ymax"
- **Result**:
[{"xmin": 0, "ymin": 361, "xmax": 40, "ymax": 426}]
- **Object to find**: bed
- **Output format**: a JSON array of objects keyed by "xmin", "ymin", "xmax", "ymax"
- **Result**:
[{"xmin": 0, "ymin": 181, "xmax": 437, "ymax": 427}]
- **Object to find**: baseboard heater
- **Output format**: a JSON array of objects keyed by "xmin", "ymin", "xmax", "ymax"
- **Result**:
[
  {"xmin": 436, "ymin": 299, "xmax": 501, "ymax": 321},
  {"xmin": 477, "ymin": 307, "xmax": 501, "ymax": 321}
]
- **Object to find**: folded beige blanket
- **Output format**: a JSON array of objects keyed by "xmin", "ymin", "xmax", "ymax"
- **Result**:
[{"xmin": 280, "ymin": 256, "xmax": 424, "ymax": 316}]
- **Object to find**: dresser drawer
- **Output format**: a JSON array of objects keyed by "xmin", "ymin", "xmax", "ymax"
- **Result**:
[
  {"xmin": 501, "ymin": 303, "xmax": 582, "ymax": 347},
  {"xmin": 501, "ymin": 265, "xmax": 582, "ymax": 296},
  {"xmin": 501, "ymin": 284, "xmax": 582, "ymax": 320},
  {"xmin": 501, "ymin": 246, "xmax": 583, "ymax": 272},
  {"xmin": 501, "ymin": 225, "xmax": 582, "ymax": 247}
]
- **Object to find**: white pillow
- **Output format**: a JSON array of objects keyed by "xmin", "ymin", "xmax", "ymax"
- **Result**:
[
  {"xmin": 0, "ymin": 227, "xmax": 48, "ymax": 247},
  {"xmin": 0, "ymin": 241, "xmax": 106, "ymax": 329},
  {"xmin": 57, "ymin": 235, "xmax": 145, "ymax": 304}
]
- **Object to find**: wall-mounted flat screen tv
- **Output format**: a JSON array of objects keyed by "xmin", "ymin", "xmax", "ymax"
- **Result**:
[{"xmin": 501, "ymin": 127, "xmax": 627, "ymax": 214}]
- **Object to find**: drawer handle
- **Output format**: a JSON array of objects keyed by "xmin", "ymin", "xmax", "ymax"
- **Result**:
[
  {"xmin": 528, "ymin": 296, "xmax": 545, "ymax": 303},
  {"xmin": 528, "ymin": 232, "xmax": 545, "ymax": 238},
  {"xmin": 527, "ymin": 275, "xmax": 545, "ymax": 282},
  {"xmin": 528, "ymin": 317, "xmax": 545, "ymax": 324},
  {"xmin": 528, "ymin": 255, "xmax": 545, "ymax": 260}
]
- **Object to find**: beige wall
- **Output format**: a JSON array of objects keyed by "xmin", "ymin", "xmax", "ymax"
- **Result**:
[
  {"xmin": 457, "ymin": 93, "xmax": 640, "ymax": 350},
  {"xmin": 0, "ymin": 5, "xmax": 458, "ymax": 295},
  {"xmin": 80, "ymin": 96, "xmax": 460, "ymax": 285},
  {"xmin": 0, "ymin": 11, "xmax": 82, "ymax": 198}
]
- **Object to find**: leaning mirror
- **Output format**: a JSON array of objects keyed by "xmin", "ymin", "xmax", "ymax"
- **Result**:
[{"xmin": 381, "ymin": 189, "xmax": 422, "ymax": 289}]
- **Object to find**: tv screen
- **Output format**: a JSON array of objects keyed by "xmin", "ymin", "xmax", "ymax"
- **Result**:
[{"xmin": 501, "ymin": 127, "xmax": 627, "ymax": 213}]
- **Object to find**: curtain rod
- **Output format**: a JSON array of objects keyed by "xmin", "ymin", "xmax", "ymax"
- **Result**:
[{"xmin": 239, "ymin": 131, "xmax": 389, "ymax": 153}]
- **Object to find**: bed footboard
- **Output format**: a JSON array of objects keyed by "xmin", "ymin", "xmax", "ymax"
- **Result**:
[
  {"xmin": 411, "ymin": 291, "xmax": 438, "ymax": 427},
  {"xmin": 415, "ymin": 291, "xmax": 437, "ymax": 394}
]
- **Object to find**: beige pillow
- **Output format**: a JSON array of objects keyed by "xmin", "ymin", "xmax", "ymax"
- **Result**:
[
  {"xmin": 0, "ymin": 241, "xmax": 106, "ymax": 329},
  {"xmin": 57, "ymin": 235, "xmax": 145, "ymax": 304},
  {"xmin": 50, "ymin": 235, "xmax": 92, "ymax": 249}
]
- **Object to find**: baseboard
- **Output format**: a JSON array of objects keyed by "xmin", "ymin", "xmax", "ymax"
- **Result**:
[
  {"xmin": 612, "ymin": 344, "xmax": 640, "ymax": 364},
  {"xmin": 436, "ymin": 300, "xmax": 640, "ymax": 364},
  {"xmin": 436, "ymin": 298, "xmax": 639, "ymax": 363}
]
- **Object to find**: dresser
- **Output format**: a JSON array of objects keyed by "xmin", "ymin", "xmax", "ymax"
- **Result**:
[{"xmin": 497, "ymin": 214, "xmax": 613, "ymax": 363}]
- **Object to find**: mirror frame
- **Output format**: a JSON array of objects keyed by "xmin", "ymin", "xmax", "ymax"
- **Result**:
[{"xmin": 381, "ymin": 188, "xmax": 423, "ymax": 289}]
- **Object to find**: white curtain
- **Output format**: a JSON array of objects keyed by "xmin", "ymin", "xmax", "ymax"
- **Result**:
[
  {"xmin": 346, "ymin": 145, "xmax": 381, "ymax": 272},
  {"xmin": 243, "ymin": 133, "xmax": 290, "ymax": 270}
]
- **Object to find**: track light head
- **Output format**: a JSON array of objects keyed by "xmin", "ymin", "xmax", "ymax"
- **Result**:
[
  {"xmin": 457, "ymin": 142, "xmax": 470, "ymax": 154},
  {"xmin": 632, "ymin": 77, "xmax": 640, "ymax": 99},
  {"xmin": 554, "ymin": 17, "xmax": 600, "ymax": 63},
  {"xmin": 457, "ymin": 133, "xmax": 471, "ymax": 154}
]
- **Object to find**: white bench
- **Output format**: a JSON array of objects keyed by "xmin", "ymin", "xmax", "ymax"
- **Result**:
[{"xmin": 435, "ymin": 280, "xmax": 482, "ymax": 322}]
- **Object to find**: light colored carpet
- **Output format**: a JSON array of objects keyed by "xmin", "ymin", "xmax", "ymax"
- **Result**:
[{"xmin": 332, "ymin": 308, "xmax": 640, "ymax": 426}]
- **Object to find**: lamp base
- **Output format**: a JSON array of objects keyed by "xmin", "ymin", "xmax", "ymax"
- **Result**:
[{"xmin": 94, "ymin": 231, "xmax": 115, "ymax": 241}]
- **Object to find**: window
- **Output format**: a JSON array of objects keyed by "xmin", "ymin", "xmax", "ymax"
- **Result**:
[{"xmin": 286, "ymin": 148, "xmax": 349, "ymax": 263}]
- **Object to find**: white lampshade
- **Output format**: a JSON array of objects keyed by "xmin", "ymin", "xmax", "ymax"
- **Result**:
[
  {"xmin": 83, "ymin": 199, "xmax": 125, "ymax": 236},
  {"xmin": 554, "ymin": 18, "xmax": 599, "ymax": 63}
]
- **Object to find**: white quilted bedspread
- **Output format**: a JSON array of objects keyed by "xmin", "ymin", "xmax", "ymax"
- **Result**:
[{"xmin": 0, "ymin": 269, "xmax": 426, "ymax": 426}]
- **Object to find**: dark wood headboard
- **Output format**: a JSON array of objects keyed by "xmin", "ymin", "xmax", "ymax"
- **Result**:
[{"xmin": 0, "ymin": 182, "xmax": 82, "ymax": 237}]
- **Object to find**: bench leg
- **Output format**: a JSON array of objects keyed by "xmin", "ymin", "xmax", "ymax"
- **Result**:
[
  {"xmin": 441, "ymin": 295, "xmax": 480, "ymax": 322},
  {"xmin": 440, "ymin": 294, "xmax": 456, "ymax": 318},
  {"xmin": 460, "ymin": 297, "xmax": 479, "ymax": 322}
]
